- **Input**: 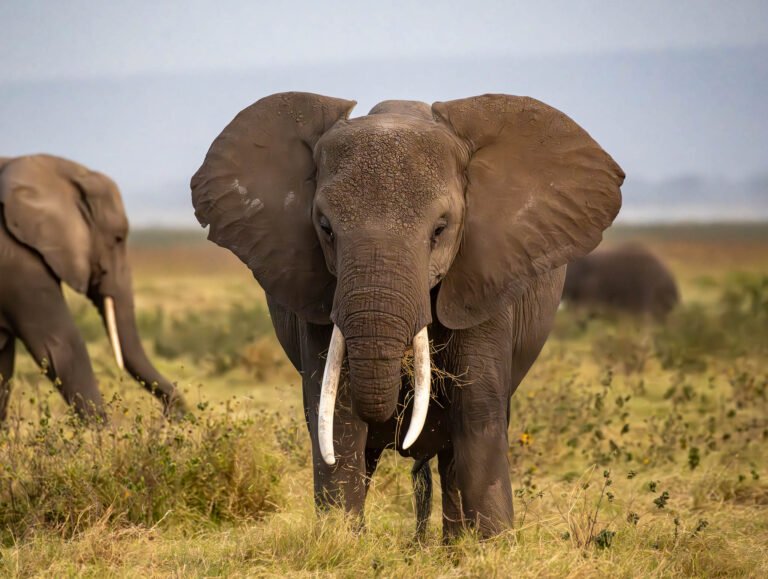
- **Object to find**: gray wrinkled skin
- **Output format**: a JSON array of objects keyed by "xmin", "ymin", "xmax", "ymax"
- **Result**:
[
  {"xmin": 0, "ymin": 154, "xmax": 186, "ymax": 422},
  {"xmin": 191, "ymin": 92, "xmax": 624, "ymax": 539}
]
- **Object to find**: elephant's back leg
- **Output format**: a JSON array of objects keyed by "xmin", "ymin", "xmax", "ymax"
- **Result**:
[
  {"xmin": 437, "ymin": 447, "xmax": 463, "ymax": 540},
  {"xmin": 0, "ymin": 330, "xmax": 15, "ymax": 422},
  {"xmin": 6, "ymin": 272, "xmax": 105, "ymax": 421},
  {"xmin": 412, "ymin": 456, "xmax": 433, "ymax": 541}
]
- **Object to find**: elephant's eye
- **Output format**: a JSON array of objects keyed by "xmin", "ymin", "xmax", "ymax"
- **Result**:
[
  {"xmin": 431, "ymin": 218, "xmax": 448, "ymax": 246},
  {"xmin": 319, "ymin": 215, "xmax": 334, "ymax": 239}
]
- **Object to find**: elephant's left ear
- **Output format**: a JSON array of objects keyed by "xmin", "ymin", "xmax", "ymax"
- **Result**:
[
  {"xmin": 71, "ymin": 170, "xmax": 129, "ymax": 240},
  {"xmin": 0, "ymin": 155, "xmax": 94, "ymax": 293},
  {"xmin": 433, "ymin": 94, "xmax": 624, "ymax": 329}
]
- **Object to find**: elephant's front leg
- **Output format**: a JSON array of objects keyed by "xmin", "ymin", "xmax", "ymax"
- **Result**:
[
  {"xmin": 305, "ymin": 377, "xmax": 369, "ymax": 515},
  {"xmin": 301, "ymin": 323, "xmax": 369, "ymax": 518},
  {"xmin": 442, "ymin": 331, "xmax": 515, "ymax": 537},
  {"xmin": 9, "ymin": 277, "xmax": 106, "ymax": 421},
  {"xmin": 451, "ymin": 397, "xmax": 514, "ymax": 536}
]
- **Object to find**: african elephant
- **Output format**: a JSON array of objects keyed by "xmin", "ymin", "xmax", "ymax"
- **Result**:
[
  {"xmin": 191, "ymin": 92, "xmax": 624, "ymax": 538},
  {"xmin": 562, "ymin": 243, "xmax": 679, "ymax": 319},
  {"xmin": 0, "ymin": 154, "xmax": 186, "ymax": 422}
]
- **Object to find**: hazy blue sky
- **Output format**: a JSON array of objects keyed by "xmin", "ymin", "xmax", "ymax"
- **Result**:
[
  {"xmin": 1, "ymin": 1, "xmax": 766, "ymax": 224},
  {"xmin": 2, "ymin": 1, "xmax": 766, "ymax": 81}
]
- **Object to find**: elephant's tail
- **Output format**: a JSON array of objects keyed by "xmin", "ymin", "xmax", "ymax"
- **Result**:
[{"xmin": 412, "ymin": 456, "xmax": 433, "ymax": 542}]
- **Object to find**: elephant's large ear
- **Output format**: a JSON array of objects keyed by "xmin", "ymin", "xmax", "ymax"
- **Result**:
[
  {"xmin": 191, "ymin": 92, "xmax": 356, "ymax": 324},
  {"xmin": 0, "ymin": 155, "xmax": 93, "ymax": 293},
  {"xmin": 72, "ymin": 170, "xmax": 129, "ymax": 241},
  {"xmin": 433, "ymin": 95, "xmax": 624, "ymax": 329}
]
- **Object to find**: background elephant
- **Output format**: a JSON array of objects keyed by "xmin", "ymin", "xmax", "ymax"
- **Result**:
[
  {"xmin": 0, "ymin": 154, "xmax": 186, "ymax": 421},
  {"xmin": 191, "ymin": 92, "xmax": 623, "ymax": 538},
  {"xmin": 562, "ymin": 243, "xmax": 680, "ymax": 319}
]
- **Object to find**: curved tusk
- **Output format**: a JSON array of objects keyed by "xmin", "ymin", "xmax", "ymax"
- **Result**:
[
  {"xmin": 402, "ymin": 326, "xmax": 430, "ymax": 450},
  {"xmin": 104, "ymin": 296, "xmax": 124, "ymax": 371},
  {"xmin": 318, "ymin": 325, "xmax": 345, "ymax": 466}
]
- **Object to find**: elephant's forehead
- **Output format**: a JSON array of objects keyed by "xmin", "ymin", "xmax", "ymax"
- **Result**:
[{"xmin": 315, "ymin": 116, "xmax": 462, "ymax": 229}]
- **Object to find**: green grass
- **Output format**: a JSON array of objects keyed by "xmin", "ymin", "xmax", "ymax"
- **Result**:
[{"xmin": 0, "ymin": 225, "xmax": 766, "ymax": 577}]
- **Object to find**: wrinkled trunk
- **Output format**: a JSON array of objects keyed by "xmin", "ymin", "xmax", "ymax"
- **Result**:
[
  {"xmin": 345, "ymin": 322, "xmax": 410, "ymax": 423},
  {"xmin": 91, "ymin": 259, "xmax": 186, "ymax": 417},
  {"xmin": 332, "ymin": 240, "xmax": 430, "ymax": 424}
]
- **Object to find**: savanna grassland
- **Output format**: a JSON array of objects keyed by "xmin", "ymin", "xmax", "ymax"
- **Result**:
[{"xmin": 1, "ymin": 224, "xmax": 767, "ymax": 577}]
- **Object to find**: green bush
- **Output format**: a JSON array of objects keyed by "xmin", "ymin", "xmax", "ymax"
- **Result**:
[
  {"xmin": 654, "ymin": 274, "xmax": 768, "ymax": 370},
  {"xmin": 0, "ymin": 408, "xmax": 285, "ymax": 542},
  {"xmin": 137, "ymin": 302, "xmax": 278, "ymax": 375}
]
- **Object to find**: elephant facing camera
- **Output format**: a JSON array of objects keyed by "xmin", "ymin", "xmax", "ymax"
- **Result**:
[{"xmin": 191, "ymin": 92, "xmax": 624, "ymax": 539}]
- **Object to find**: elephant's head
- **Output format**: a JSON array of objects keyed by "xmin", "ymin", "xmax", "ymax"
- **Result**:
[
  {"xmin": 0, "ymin": 154, "xmax": 184, "ymax": 413},
  {"xmin": 192, "ymin": 92, "xmax": 623, "ymax": 459}
]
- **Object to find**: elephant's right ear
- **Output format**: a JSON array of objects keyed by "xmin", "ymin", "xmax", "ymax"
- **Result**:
[
  {"xmin": 433, "ymin": 95, "xmax": 624, "ymax": 329},
  {"xmin": 0, "ymin": 155, "xmax": 92, "ymax": 293},
  {"xmin": 191, "ymin": 92, "xmax": 356, "ymax": 324}
]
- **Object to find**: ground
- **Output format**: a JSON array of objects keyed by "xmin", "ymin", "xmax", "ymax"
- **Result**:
[{"xmin": 0, "ymin": 224, "xmax": 766, "ymax": 577}]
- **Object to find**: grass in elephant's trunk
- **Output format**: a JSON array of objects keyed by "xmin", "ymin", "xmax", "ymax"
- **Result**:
[
  {"xmin": 323, "ymin": 338, "xmax": 469, "ymax": 436},
  {"xmin": 396, "ymin": 341, "xmax": 469, "ymax": 444},
  {"xmin": 398, "ymin": 339, "xmax": 469, "ymax": 392}
]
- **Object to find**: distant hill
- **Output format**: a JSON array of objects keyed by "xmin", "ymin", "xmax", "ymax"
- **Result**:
[
  {"xmin": 1, "ymin": 45, "xmax": 766, "ymax": 225},
  {"xmin": 621, "ymin": 174, "xmax": 768, "ymax": 222}
]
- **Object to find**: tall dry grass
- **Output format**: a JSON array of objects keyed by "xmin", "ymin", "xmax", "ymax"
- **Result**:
[{"xmin": 0, "ymin": 227, "xmax": 766, "ymax": 576}]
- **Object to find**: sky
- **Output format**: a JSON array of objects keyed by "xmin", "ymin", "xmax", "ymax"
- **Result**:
[
  {"xmin": 2, "ymin": 1, "xmax": 767, "ymax": 81},
  {"xmin": 1, "ymin": 1, "xmax": 767, "ymax": 224}
]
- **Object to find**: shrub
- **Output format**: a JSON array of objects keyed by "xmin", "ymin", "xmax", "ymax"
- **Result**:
[
  {"xmin": 654, "ymin": 274, "xmax": 768, "ymax": 370},
  {"xmin": 0, "ymin": 408, "xmax": 285, "ymax": 542},
  {"xmin": 137, "ymin": 302, "xmax": 279, "ymax": 376}
]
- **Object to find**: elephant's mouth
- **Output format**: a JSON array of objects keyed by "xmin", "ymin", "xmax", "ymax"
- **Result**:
[{"xmin": 317, "ymin": 325, "xmax": 432, "ymax": 466}]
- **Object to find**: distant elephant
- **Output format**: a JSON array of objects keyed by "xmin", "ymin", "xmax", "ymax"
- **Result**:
[
  {"xmin": 562, "ymin": 243, "xmax": 679, "ymax": 319},
  {"xmin": 191, "ymin": 93, "xmax": 624, "ymax": 538},
  {"xmin": 0, "ymin": 154, "xmax": 186, "ymax": 422}
]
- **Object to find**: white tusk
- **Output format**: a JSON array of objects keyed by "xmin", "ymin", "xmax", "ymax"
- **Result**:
[
  {"xmin": 318, "ymin": 325, "xmax": 345, "ymax": 466},
  {"xmin": 104, "ymin": 296, "xmax": 124, "ymax": 371},
  {"xmin": 402, "ymin": 326, "xmax": 430, "ymax": 450}
]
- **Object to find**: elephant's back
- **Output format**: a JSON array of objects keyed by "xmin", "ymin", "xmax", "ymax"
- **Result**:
[{"xmin": 578, "ymin": 243, "xmax": 679, "ymax": 313}]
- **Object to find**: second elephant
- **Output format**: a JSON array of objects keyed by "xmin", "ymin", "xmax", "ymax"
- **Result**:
[
  {"xmin": 562, "ymin": 243, "xmax": 680, "ymax": 319},
  {"xmin": 0, "ymin": 154, "xmax": 186, "ymax": 421}
]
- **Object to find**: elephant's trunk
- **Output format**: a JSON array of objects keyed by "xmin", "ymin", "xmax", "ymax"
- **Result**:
[
  {"xmin": 92, "ymin": 262, "xmax": 187, "ymax": 418},
  {"xmin": 110, "ymin": 290, "xmax": 186, "ymax": 416},
  {"xmin": 317, "ymin": 238, "xmax": 434, "ymax": 465},
  {"xmin": 331, "ymin": 239, "xmax": 431, "ymax": 420},
  {"xmin": 318, "ymin": 323, "xmax": 431, "ymax": 465},
  {"xmin": 345, "ymin": 327, "xmax": 409, "ymax": 423}
]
